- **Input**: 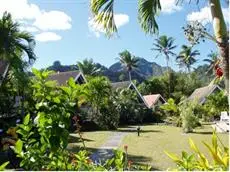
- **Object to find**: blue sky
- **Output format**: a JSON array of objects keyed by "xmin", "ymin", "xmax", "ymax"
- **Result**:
[{"xmin": 0, "ymin": 0, "xmax": 229, "ymax": 71}]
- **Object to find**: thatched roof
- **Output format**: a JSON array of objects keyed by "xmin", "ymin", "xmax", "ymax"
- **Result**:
[
  {"xmin": 47, "ymin": 71, "xmax": 86, "ymax": 86},
  {"xmin": 188, "ymin": 85, "xmax": 222, "ymax": 104}
]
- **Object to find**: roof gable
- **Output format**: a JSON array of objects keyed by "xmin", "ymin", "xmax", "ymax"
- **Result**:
[
  {"xmin": 111, "ymin": 81, "xmax": 149, "ymax": 107},
  {"xmin": 143, "ymin": 94, "xmax": 166, "ymax": 108}
]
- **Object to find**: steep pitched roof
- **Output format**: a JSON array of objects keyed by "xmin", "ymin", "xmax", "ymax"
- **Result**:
[
  {"xmin": 143, "ymin": 94, "xmax": 166, "ymax": 108},
  {"xmin": 188, "ymin": 84, "xmax": 222, "ymax": 104},
  {"xmin": 47, "ymin": 71, "xmax": 86, "ymax": 86},
  {"xmin": 111, "ymin": 81, "xmax": 149, "ymax": 107}
]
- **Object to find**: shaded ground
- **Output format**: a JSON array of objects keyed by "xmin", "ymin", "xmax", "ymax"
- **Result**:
[
  {"xmin": 119, "ymin": 124, "xmax": 229, "ymax": 170},
  {"xmin": 67, "ymin": 124, "xmax": 229, "ymax": 171}
]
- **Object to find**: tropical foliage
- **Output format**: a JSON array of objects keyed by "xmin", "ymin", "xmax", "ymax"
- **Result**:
[
  {"xmin": 165, "ymin": 131, "xmax": 229, "ymax": 171},
  {"xmin": 77, "ymin": 58, "xmax": 101, "ymax": 76},
  {"xmin": 119, "ymin": 50, "xmax": 139, "ymax": 81},
  {"xmin": 176, "ymin": 45, "xmax": 199, "ymax": 73}
]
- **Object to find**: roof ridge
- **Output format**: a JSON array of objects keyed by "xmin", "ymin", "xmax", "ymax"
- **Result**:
[{"xmin": 50, "ymin": 70, "xmax": 80, "ymax": 75}]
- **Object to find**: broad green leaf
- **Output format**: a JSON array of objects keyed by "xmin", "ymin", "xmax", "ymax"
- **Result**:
[
  {"xmin": 67, "ymin": 77, "xmax": 76, "ymax": 88},
  {"xmin": 203, "ymin": 141, "xmax": 223, "ymax": 165},
  {"xmin": 61, "ymin": 87, "xmax": 71, "ymax": 96},
  {"xmin": 23, "ymin": 114, "xmax": 30, "ymax": 125},
  {"xmin": 189, "ymin": 138, "xmax": 199, "ymax": 153},
  {"xmin": 15, "ymin": 139, "xmax": 23, "ymax": 154},
  {"xmin": 45, "ymin": 80, "xmax": 57, "ymax": 88},
  {"xmin": 53, "ymin": 97, "xmax": 60, "ymax": 104},
  {"xmin": 0, "ymin": 161, "xmax": 9, "ymax": 170},
  {"xmin": 165, "ymin": 151, "xmax": 181, "ymax": 163},
  {"xmin": 32, "ymin": 68, "xmax": 41, "ymax": 79}
]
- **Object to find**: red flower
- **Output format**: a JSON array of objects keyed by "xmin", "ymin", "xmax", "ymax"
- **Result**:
[
  {"xmin": 124, "ymin": 145, "xmax": 128, "ymax": 151},
  {"xmin": 216, "ymin": 67, "xmax": 223, "ymax": 77},
  {"xmin": 128, "ymin": 160, "xmax": 132, "ymax": 168}
]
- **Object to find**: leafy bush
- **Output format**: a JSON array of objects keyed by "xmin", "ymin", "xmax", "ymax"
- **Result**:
[
  {"xmin": 12, "ymin": 69, "xmax": 82, "ymax": 170},
  {"xmin": 84, "ymin": 76, "xmax": 119, "ymax": 129},
  {"xmin": 202, "ymin": 91, "xmax": 229, "ymax": 121},
  {"xmin": 114, "ymin": 89, "xmax": 145, "ymax": 125},
  {"xmin": 165, "ymin": 130, "xmax": 229, "ymax": 171},
  {"xmin": 160, "ymin": 98, "xmax": 179, "ymax": 116},
  {"xmin": 179, "ymin": 100, "xmax": 200, "ymax": 133}
]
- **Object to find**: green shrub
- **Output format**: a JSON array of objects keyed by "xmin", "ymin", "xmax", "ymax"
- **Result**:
[
  {"xmin": 179, "ymin": 100, "xmax": 200, "ymax": 133},
  {"xmin": 160, "ymin": 98, "xmax": 179, "ymax": 116},
  {"xmin": 165, "ymin": 130, "xmax": 229, "ymax": 171}
]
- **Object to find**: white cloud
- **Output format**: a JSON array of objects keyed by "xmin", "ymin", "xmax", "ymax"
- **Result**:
[
  {"xmin": 20, "ymin": 26, "xmax": 39, "ymax": 33},
  {"xmin": 33, "ymin": 11, "xmax": 72, "ymax": 31},
  {"xmin": 88, "ymin": 13, "xmax": 129, "ymax": 38},
  {"xmin": 187, "ymin": 6, "xmax": 229, "ymax": 25},
  {"xmin": 160, "ymin": 0, "xmax": 182, "ymax": 14},
  {"xmin": 0, "ymin": 0, "xmax": 71, "ymax": 42},
  {"xmin": 35, "ymin": 32, "xmax": 62, "ymax": 42}
]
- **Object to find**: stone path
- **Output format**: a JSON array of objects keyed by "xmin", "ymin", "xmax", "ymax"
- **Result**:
[{"xmin": 90, "ymin": 132, "xmax": 128, "ymax": 163}]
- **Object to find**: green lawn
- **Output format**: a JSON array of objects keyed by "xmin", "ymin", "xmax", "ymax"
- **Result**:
[
  {"xmin": 66, "ymin": 124, "xmax": 229, "ymax": 171},
  {"xmin": 67, "ymin": 131, "xmax": 112, "ymax": 154},
  {"xmin": 118, "ymin": 124, "xmax": 229, "ymax": 170}
]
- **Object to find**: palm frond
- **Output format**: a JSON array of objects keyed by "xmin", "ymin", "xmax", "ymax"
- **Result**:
[
  {"xmin": 90, "ymin": 0, "xmax": 117, "ymax": 37},
  {"xmin": 138, "ymin": 0, "xmax": 161, "ymax": 34}
]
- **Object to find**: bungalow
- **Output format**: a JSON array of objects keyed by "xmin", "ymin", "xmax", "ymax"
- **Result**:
[
  {"xmin": 111, "ymin": 81, "xmax": 149, "ymax": 108},
  {"xmin": 143, "ymin": 94, "xmax": 166, "ymax": 109},
  {"xmin": 47, "ymin": 70, "xmax": 87, "ymax": 86},
  {"xmin": 188, "ymin": 84, "xmax": 222, "ymax": 104}
]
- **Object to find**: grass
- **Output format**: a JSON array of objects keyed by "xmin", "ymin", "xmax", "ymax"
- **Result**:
[
  {"xmin": 118, "ymin": 124, "xmax": 229, "ymax": 171},
  {"xmin": 66, "ymin": 124, "xmax": 229, "ymax": 171},
  {"xmin": 67, "ymin": 131, "xmax": 112, "ymax": 154}
]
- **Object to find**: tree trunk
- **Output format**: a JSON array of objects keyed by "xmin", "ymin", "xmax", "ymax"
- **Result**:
[
  {"xmin": 128, "ymin": 71, "xmax": 132, "ymax": 82},
  {"xmin": 0, "ymin": 61, "xmax": 10, "ymax": 86},
  {"xmin": 209, "ymin": 0, "xmax": 229, "ymax": 94},
  {"xmin": 166, "ymin": 59, "xmax": 171, "ymax": 97}
]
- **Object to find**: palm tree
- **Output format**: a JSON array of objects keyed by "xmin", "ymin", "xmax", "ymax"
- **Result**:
[
  {"xmin": 152, "ymin": 35, "xmax": 176, "ymax": 72},
  {"xmin": 176, "ymin": 45, "xmax": 199, "ymax": 73},
  {"xmin": 0, "ymin": 12, "xmax": 36, "ymax": 86},
  {"xmin": 90, "ymin": 0, "xmax": 229, "ymax": 93},
  {"xmin": 119, "ymin": 50, "xmax": 139, "ymax": 81},
  {"xmin": 203, "ymin": 51, "xmax": 220, "ymax": 75},
  {"xmin": 152, "ymin": 35, "xmax": 176, "ymax": 96},
  {"xmin": 77, "ymin": 58, "xmax": 101, "ymax": 76}
]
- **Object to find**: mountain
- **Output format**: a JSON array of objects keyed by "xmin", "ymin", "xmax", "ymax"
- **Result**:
[
  {"xmin": 109, "ymin": 58, "xmax": 167, "ymax": 78},
  {"xmin": 45, "ymin": 58, "xmax": 168, "ymax": 83}
]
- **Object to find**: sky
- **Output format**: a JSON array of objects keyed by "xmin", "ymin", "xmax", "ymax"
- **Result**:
[{"xmin": 0, "ymin": 0, "xmax": 229, "ymax": 71}]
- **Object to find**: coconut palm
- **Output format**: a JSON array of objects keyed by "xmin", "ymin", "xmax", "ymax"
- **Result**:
[
  {"xmin": 176, "ymin": 45, "xmax": 199, "ymax": 73},
  {"xmin": 119, "ymin": 50, "xmax": 139, "ymax": 81},
  {"xmin": 152, "ymin": 35, "xmax": 176, "ymax": 72},
  {"xmin": 152, "ymin": 35, "xmax": 176, "ymax": 96},
  {"xmin": 203, "ymin": 51, "xmax": 220, "ymax": 75},
  {"xmin": 90, "ymin": 0, "xmax": 229, "ymax": 93},
  {"xmin": 0, "ymin": 12, "xmax": 36, "ymax": 85},
  {"xmin": 77, "ymin": 58, "xmax": 101, "ymax": 76}
]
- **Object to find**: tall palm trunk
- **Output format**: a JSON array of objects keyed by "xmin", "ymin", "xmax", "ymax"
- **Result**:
[
  {"xmin": 128, "ymin": 70, "xmax": 132, "ymax": 82},
  {"xmin": 209, "ymin": 0, "xmax": 229, "ymax": 94},
  {"xmin": 166, "ymin": 58, "xmax": 171, "ymax": 97},
  {"xmin": 0, "ymin": 61, "xmax": 10, "ymax": 86}
]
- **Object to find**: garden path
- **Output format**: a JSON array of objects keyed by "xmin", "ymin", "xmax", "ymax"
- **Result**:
[{"xmin": 90, "ymin": 132, "xmax": 128, "ymax": 163}]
